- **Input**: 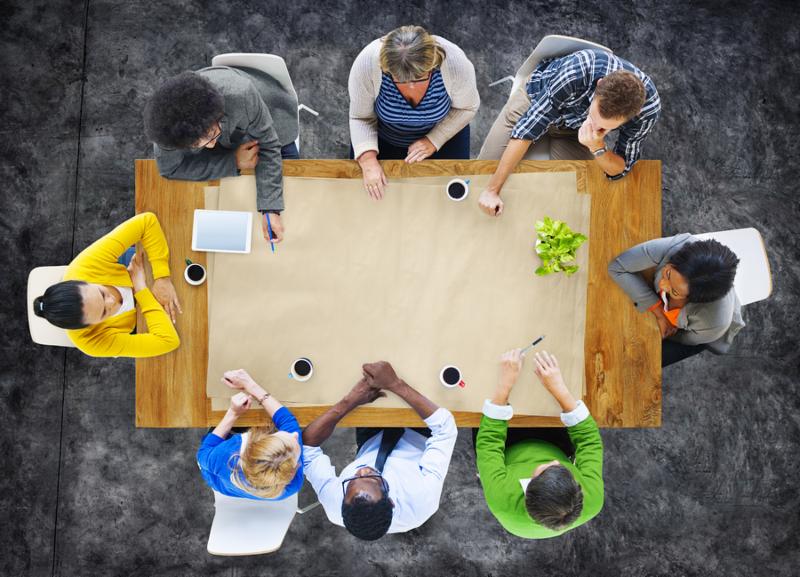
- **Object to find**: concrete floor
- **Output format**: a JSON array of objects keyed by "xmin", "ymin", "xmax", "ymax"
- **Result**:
[{"xmin": 1, "ymin": 1, "xmax": 799, "ymax": 576}]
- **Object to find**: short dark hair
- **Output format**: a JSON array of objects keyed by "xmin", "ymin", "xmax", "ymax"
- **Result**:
[
  {"xmin": 525, "ymin": 464, "xmax": 583, "ymax": 530},
  {"xmin": 669, "ymin": 239, "xmax": 739, "ymax": 304},
  {"xmin": 341, "ymin": 493, "xmax": 393, "ymax": 541},
  {"xmin": 143, "ymin": 72, "xmax": 224, "ymax": 149},
  {"xmin": 595, "ymin": 70, "xmax": 646, "ymax": 120},
  {"xmin": 33, "ymin": 280, "xmax": 88, "ymax": 329}
]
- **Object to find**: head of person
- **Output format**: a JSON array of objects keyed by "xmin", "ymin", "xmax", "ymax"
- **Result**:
[
  {"xmin": 33, "ymin": 280, "xmax": 126, "ymax": 330},
  {"xmin": 231, "ymin": 427, "xmax": 302, "ymax": 499},
  {"xmin": 143, "ymin": 72, "xmax": 225, "ymax": 150},
  {"xmin": 587, "ymin": 70, "xmax": 647, "ymax": 133},
  {"xmin": 341, "ymin": 466, "xmax": 394, "ymax": 540},
  {"xmin": 525, "ymin": 460, "xmax": 584, "ymax": 530},
  {"xmin": 379, "ymin": 25, "xmax": 445, "ymax": 83},
  {"xmin": 661, "ymin": 239, "xmax": 739, "ymax": 303}
]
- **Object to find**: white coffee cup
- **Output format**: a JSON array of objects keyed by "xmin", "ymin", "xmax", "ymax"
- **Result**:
[
  {"xmin": 446, "ymin": 178, "xmax": 470, "ymax": 202},
  {"xmin": 289, "ymin": 357, "xmax": 314, "ymax": 382},
  {"xmin": 184, "ymin": 262, "xmax": 206, "ymax": 286},
  {"xmin": 439, "ymin": 365, "xmax": 465, "ymax": 388}
]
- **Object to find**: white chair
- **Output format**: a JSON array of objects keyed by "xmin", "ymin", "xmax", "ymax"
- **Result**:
[
  {"xmin": 693, "ymin": 228, "xmax": 772, "ymax": 306},
  {"xmin": 27, "ymin": 266, "xmax": 75, "ymax": 348},
  {"xmin": 211, "ymin": 53, "xmax": 305, "ymax": 152},
  {"xmin": 206, "ymin": 491, "xmax": 319, "ymax": 556}
]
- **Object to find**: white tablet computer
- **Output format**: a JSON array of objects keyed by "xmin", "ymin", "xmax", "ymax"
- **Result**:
[{"xmin": 191, "ymin": 209, "xmax": 252, "ymax": 254}]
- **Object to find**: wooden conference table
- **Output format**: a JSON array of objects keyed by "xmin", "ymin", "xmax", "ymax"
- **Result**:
[{"xmin": 134, "ymin": 158, "xmax": 661, "ymax": 429}]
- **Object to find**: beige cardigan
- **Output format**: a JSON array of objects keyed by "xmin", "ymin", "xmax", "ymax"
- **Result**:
[{"xmin": 348, "ymin": 36, "xmax": 480, "ymax": 159}]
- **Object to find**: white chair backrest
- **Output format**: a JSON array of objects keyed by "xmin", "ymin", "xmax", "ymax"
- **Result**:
[
  {"xmin": 211, "ymin": 53, "xmax": 298, "ymax": 101},
  {"xmin": 692, "ymin": 228, "xmax": 772, "ymax": 306},
  {"xmin": 27, "ymin": 266, "xmax": 75, "ymax": 348},
  {"xmin": 512, "ymin": 35, "xmax": 613, "ymax": 94},
  {"xmin": 206, "ymin": 491, "xmax": 298, "ymax": 556}
]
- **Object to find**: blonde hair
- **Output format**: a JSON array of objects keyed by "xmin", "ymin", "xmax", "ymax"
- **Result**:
[
  {"xmin": 230, "ymin": 426, "xmax": 299, "ymax": 499},
  {"xmin": 379, "ymin": 25, "xmax": 446, "ymax": 82}
]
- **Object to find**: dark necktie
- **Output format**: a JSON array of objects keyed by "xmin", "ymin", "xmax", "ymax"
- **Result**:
[{"xmin": 374, "ymin": 428, "xmax": 405, "ymax": 473}]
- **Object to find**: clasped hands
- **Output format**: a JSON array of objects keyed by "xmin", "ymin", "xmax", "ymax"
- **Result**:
[
  {"xmin": 345, "ymin": 361, "xmax": 405, "ymax": 406},
  {"xmin": 125, "ymin": 250, "xmax": 183, "ymax": 323}
]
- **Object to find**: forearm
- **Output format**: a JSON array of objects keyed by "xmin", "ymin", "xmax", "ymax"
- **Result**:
[
  {"xmin": 302, "ymin": 397, "xmax": 358, "ymax": 447},
  {"xmin": 240, "ymin": 382, "xmax": 284, "ymax": 417},
  {"xmin": 391, "ymin": 381, "xmax": 438, "ymax": 420},
  {"xmin": 594, "ymin": 149, "xmax": 626, "ymax": 177},
  {"xmin": 550, "ymin": 385, "xmax": 578, "ymax": 413},
  {"xmin": 486, "ymin": 138, "xmax": 532, "ymax": 194},
  {"xmin": 212, "ymin": 409, "xmax": 240, "ymax": 439}
]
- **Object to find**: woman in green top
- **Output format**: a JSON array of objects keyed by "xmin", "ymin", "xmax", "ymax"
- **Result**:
[{"xmin": 475, "ymin": 349, "xmax": 604, "ymax": 539}]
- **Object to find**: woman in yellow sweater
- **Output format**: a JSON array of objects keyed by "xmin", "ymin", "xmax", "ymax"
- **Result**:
[{"xmin": 32, "ymin": 212, "xmax": 181, "ymax": 358}]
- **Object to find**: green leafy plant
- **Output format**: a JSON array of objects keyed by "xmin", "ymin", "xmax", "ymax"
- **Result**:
[{"xmin": 534, "ymin": 216, "xmax": 587, "ymax": 276}]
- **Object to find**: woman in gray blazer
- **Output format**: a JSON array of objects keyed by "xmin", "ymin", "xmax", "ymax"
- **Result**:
[{"xmin": 608, "ymin": 234, "xmax": 744, "ymax": 366}]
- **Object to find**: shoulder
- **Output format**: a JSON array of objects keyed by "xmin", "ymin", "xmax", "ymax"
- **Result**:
[
  {"xmin": 196, "ymin": 66, "xmax": 256, "ymax": 104},
  {"xmin": 352, "ymin": 38, "xmax": 383, "ymax": 72}
]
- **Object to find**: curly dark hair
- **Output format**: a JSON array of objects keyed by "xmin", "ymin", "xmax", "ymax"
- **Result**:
[
  {"xmin": 341, "ymin": 492, "xmax": 393, "ymax": 541},
  {"xmin": 525, "ymin": 464, "xmax": 583, "ymax": 530},
  {"xmin": 669, "ymin": 239, "xmax": 739, "ymax": 304},
  {"xmin": 143, "ymin": 72, "xmax": 224, "ymax": 149}
]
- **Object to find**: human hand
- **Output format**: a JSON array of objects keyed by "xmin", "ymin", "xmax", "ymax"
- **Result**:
[
  {"xmin": 362, "ymin": 361, "xmax": 403, "ymax": 392},
  {"xmin": 229, "ymin": 392, "xmax": 253, "ymax": 417},
  {"xmin": 652, "ymin": 309, "xmax": 678, "ymax": 339},
  {"xmin": 346, "ymin": 377, "xmax": 386, "ymax": 406},
  {"xmin": 532, "ymin": 351, "xmax": 567, "ymax": 396},
  {"xmin": 261, "ymin": 212, "xmax": 284, "ymax": 244},
  {"xmin": 405, "ymin": 137, "xmax": 436, "ymax": 163},
  {"xmin": 358, "ymin": 153, "xmax": 387, "ymax": 200},
  {"xmin": 221, "ymin": 369, "xmax": 263, "ymax": 397},
  {"xmin": 151, "ymin": 277, "xmax": 183, "ymax": 323},
  {"xmin": 126, "ymin": 251, "xmax": 147, "ymax": 292},
  {"xmin": 499, "ymin": 349, "xmax": 524, "ymax": 392},
  {"xmin": 235, "ymin": 141, "xmax": 260, "ymax": 170},
  {"xmin": 578, "ymin": 116, "xmax": 605, "ymax": 151},
  {"xmin": 478, "ymin": 189, "xmax": 504, "ymax": 217}
]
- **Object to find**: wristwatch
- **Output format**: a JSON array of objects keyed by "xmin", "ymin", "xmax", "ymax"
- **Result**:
[
  {"xmin": 258, "ymin": 391, "xmax": 271, "ymax": 404},
  {"xmin": 592, "ymin": 145, "xmax": 607, "ymax": 157}
]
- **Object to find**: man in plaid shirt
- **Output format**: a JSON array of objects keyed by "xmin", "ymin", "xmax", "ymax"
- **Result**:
[{"xmin": 478, "ymin": 49, "xmax": 660, "ymax": 216}]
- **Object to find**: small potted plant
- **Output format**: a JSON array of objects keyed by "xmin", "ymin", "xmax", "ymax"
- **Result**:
[{"xmin": 534, "ymin": 216, "xmax": 587, "ymax": 276}]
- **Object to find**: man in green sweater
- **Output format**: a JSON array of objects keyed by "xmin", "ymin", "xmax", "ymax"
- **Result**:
[{"xmin": 476, "ymin": 349, "xmax": 604, "ymax": 538}]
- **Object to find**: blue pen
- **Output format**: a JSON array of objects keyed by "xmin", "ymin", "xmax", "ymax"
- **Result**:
[{"xmin": 265, "ymin": 213, "xmax": 275, "ymax": 253}]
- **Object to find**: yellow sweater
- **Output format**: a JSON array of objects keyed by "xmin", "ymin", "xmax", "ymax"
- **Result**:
[{"xmin": 63, "ymin": 212, "xmax": 180, "ymax": 358}]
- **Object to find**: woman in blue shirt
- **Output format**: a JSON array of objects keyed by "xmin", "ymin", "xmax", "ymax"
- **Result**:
[{"xmin": 197, "ymin": 369, "xmax": 303, "ymax": 500}]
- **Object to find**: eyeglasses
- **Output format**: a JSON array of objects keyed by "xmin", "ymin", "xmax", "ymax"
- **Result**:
[
  {"xmin": 191, "ymin": 124, "xmax": 222, "ymax": 149},
  {"xmin": 341, "ymin": 473, "xmax": 389, "ymax": 496}
]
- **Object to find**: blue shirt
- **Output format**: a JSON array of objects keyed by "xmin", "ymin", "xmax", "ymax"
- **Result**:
[
  {"xmin": 511, "ymin": 49, "xmax": 661, "ymax": 179},
  {"xmin": 375, "ymin": 69, "xmax": 451, "ymax": 147},
  {"xmin": 196, "ymin": 406, "xmax": 304, "ymax": 500}
]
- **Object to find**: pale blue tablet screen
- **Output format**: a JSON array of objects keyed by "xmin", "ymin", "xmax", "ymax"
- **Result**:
[{"xmin": 194, "ymin": 211, "xmax": 250, "ymax": 252}]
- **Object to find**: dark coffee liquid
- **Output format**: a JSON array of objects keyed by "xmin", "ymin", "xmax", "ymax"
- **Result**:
[
  {"xmin": 294, "ymin": 359, "xmax": 311, "ymax": 377},
  {"xmin": 448, "ymin": 182, "xmax": 466, "ymax": 199},
  {"xmin": 443, "ymin": 367, "xmax": 460, "ymax": 384},
  {"xmin": 187, "ymin": 264, "xmax": 205, "ymax": 281}
]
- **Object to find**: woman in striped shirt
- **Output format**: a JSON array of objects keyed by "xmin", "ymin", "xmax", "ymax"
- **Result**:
[{"xmin": 348, "ymin": 26, "xmax": 480, "ymax": 199}]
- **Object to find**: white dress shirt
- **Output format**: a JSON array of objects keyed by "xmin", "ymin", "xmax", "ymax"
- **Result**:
[
  {"xmin": 302, "ymin": 407, "xmax": 458, "ymax": 533},
  {"xmin": 111, "ymin": 286, "xmax": 135, "ymax": 317}
]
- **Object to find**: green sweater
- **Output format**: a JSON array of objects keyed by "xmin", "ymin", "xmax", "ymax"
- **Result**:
[{"xmin": 476, "ymin": 415, "xmax": 604, "ymax": 539}]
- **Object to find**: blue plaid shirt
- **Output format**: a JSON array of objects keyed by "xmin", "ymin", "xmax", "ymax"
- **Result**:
[{"xmin": 511, "ymin": 49, "xmax": 660, "ymax": 179}]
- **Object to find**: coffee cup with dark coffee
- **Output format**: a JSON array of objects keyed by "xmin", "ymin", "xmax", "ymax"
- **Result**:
[
  {"xmin": 439, "ymin": 365, "xmax": 465, "ymax": 388},
  {"xmin": 446, "ymin": 178, "xmax": 470, "ymax": 202},
  {"xmin": 289, "ymin": 357, "xmax": 314, "ymax": 382},
  {"xmin": 184, "ymin": 260, "xmax": 207, "ymax": 286}
]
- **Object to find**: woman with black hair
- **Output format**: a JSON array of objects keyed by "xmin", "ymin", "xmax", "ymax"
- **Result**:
[
  {"xmin": 608, "ymin": 234, "xmax": 744, "ymax": 366},
  {"xmin": 32, "ymin": 212, "xmax": 181, "ymax": 358},
  {"xmin": 144, "ymin": 66, "xmax": 299, "ymax": 244}
]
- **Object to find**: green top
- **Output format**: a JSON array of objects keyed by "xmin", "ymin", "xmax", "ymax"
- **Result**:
[{"xmin": 476, "ymin": 415, "xmax": 604, "ymax": 539}]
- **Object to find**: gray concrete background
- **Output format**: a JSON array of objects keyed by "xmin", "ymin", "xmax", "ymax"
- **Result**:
[{"xmin": 1, "ymin": 1, "xmax": 799, "ymax": 576}]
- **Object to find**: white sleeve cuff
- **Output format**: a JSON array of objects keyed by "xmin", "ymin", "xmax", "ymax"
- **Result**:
[
  {"xmin": 482, "ymin": 399, "xmax": 514, "ymax": 421},
  {"xmin": 560, "ymin": 400, "xmax": 590, "ymax": 427}
]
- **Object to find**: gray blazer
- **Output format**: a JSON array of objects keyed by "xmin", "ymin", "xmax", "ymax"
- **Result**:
[
  {"xmin": 607, "ymin": 233, "xmax": 745, "ymax": 353},
  {"xmin": 153, "ymin": 66, "xmax": 299, "ymax": 212}
]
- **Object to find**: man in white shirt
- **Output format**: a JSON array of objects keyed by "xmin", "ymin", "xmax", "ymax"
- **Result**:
[{"xmin": 302, "ymin": 361, "xmax": 458, "ymax": 540}]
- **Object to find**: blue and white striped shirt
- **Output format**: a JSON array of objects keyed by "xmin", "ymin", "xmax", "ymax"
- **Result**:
[
  {"xmin": 375, "ymin": 69, "xmax": 452, "ymax": 147},
  {"xmin": 511, "ymin": 49, "xmax": 660, "ymax": 179}
]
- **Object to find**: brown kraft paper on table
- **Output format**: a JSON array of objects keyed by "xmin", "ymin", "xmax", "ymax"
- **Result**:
[{"xmin": 206, "ymin": 173, "xmax": 590, "ymax": 416}]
